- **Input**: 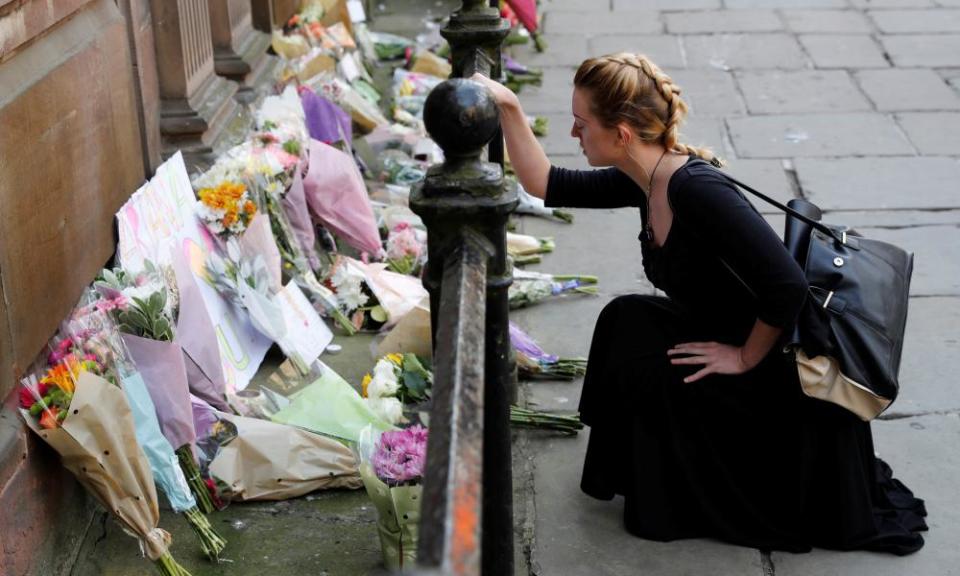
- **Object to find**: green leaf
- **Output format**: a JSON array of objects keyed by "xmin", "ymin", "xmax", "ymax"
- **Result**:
[
  {"xmin": 402, "ymin": 371, "xmax": 428, "ymax": 402},
  {"xmin": 369, "ymin": 305, "xmax": 388, "ymax": 323}
]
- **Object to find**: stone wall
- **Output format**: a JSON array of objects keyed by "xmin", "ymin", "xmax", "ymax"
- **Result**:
[{"xmin": 0, "ymin": 0, "xmax": 145, "ymax": 573}]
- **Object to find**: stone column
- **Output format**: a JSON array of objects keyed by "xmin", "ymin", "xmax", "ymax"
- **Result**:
[
  {"xmin": 271, "ymin": 0, "xmax": 301, "ymax": 28},
  {"xmin": 208, "ymin": 0, "xmax": 277, "ymax": 98},
  {"xmin": 149, "ymin": 0, "xmax": 240, "ymax": 166},
  {"xmin": 250, "ymin": 0, "xmax": 275, "ymax": 33},
  {"xmin": 117, "ymin": 0, "xmax": 163, "ymax": 173}
]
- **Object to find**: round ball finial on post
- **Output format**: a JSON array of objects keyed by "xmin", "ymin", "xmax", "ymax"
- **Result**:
[{"xmin": 423, "ymin": 78, "xmax": 500, "ymax": 162}]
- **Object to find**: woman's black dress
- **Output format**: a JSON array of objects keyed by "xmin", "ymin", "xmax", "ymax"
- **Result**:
[{"xmin": 544, "ymin": 157, "xmax": 928, "ymax": 555}]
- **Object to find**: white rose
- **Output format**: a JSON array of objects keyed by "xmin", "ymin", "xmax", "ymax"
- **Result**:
[
  {"xmin": 379, "ymin": 397, "xmax": 405, "ymax": 425},
  {"xmin": 373, "ymin": 359, "xmax": 398, "ymax": 383},
  {"xmin": 367, "ymin": 373, "xmax": 399, "ymax": 399}
]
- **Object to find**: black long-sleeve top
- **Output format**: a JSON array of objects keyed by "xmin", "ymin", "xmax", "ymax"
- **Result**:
[{"xmin": 545, "ymin": 158, "xmax": 808, "ymax": 343}]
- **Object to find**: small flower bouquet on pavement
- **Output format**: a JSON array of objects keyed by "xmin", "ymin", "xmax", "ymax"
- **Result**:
[
  {"xmin": 361, "ymin": 353, "xmax": 432, "ymax": 426},
  {"xmin": 510, "ymin": 322, "xmax": 587, "ymax": 380},
  {"xmin": 509, "ymin": 269, "xmax": 598, "ymax": 309},
  {"xmin": 358, "ymin": 424, "xmax": 428, "ymax": 571}
]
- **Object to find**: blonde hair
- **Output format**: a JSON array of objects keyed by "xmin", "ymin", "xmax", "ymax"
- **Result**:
[{"xmin": 574, "ymin": 52, "xmax": 724, "ymax": 167}]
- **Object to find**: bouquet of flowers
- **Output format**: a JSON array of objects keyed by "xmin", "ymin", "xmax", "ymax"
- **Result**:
[
  {"xmin": 62, "ymin": 293, "xmax": 227, "ymax": 558},
  {"xmin": 361, "ymin": 353, "xmax": 432, "ymax": 426},
  {"xmin": 206, "ymin": 240, "xmax": 328, "ymax": 376},
  {"xmin": 510, "ymin": 322, "xmax": 587, "ymax": 380},
  {"xmin": 513, "ymin": 180, "xmax": 574, "ymax": 223},
  {"xmin": 509, "ymin": 269, "xmax": 598, "ymax": 309},
  {"xmin": 94, "ymin": 264, "xmax": 221, "ymax": 515},
  {"xmin": 384, "ymin": 222, "xmax": 425, "ymax": 276},
  {"xmin": 195, "ymin": 179, "xmax": 259, "ymax": 238},
  {"xmin": 326, "ymin": 254, "xmax": 388, "ymax": 331},
  {"xmin": 358, "ymin": 425, "xmax": 428, "ymax": 570},
  {"xmin": 507, "ymin": 231, "xmax": 554, "ymax": 266},
  {"xmin": 19, "ymin": 341, "xmax": 194, "ymax": 575}
]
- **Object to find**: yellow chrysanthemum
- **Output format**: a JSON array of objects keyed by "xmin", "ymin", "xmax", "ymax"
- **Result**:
[
  {"xmin": 361, "ymin": 373, "xmax": 372, "ymax": 398},
  {"xmin": 386, "ymin": 353, "xmax": 403, "ymax": 366}
]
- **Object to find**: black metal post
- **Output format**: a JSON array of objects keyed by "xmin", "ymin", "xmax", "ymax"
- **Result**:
[{"xmin": 411, "ymin": 72, "xmax": 518, "ymax": 576}]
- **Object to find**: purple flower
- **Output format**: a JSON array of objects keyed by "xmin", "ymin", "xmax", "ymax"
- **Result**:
[
  {"xmin": 509, "ymin": 322, "xmax": 558, "ymax": 364},
  {"xmin": 373, "ymin": 425, "xmax": 428, "ymax": 484}
]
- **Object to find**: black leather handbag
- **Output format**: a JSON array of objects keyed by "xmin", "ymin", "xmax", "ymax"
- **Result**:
[{"xmin": 714, "ymin": 170, "xmax": 914, "ymax": 421}]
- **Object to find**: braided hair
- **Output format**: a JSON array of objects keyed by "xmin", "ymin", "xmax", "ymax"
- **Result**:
[{"xmin": 573, "ymin": 52, "xmax": 724, "ymax": 167}]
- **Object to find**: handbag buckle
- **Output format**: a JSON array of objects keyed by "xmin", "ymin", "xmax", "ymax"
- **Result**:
[{"xmin": 822, "ymin": 290, "xmax": 835, "ymax": 309}]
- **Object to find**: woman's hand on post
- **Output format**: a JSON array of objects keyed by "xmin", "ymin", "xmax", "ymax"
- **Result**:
[
  {"xmin": 470, "ymin": 72, "xmax": 520, "ymax": 110},
  {"xmin": 667, "ymin": 341, "xmax": 753, "ymax": 383}
]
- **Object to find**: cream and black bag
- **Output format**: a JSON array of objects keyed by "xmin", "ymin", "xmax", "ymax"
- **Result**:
[{"xmin": 696, "ymin": 162, "xmax": 913, "ymax": 421}]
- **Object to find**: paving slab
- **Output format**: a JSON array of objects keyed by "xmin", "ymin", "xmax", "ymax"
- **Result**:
[
  {"xmin": 735, "ymin": 70, "xmax": 872, "ymax": 114},
  {"xmin": 681, "ymin": 116, "xmax": 735, "ymax": 158},
  {"xmin": 725, "ymin": 0, "xmax": 847, "ymax": 6},
  {"xmin": 725, "ymin": 158, "xmax": 798, "ymax": 212},
  {"xmin": 773, "ymin": 414, "xmax": 960, "ymax": 576},
  {"xmin": 537, "ymin": 113, "xmax": 584, "ymax": 156},
  {"xmin": 781, "ymin": 9, "xmax": 875, "ymax": 33},
  {"xmin": 857, "ymin": 225, "xmax": 960, "ymax": 296},
  {"xmin": 727, "ymin": 114, "xmax": 914, "ymax": 157},
  {"xmin": 895, "ymin": 297, "xmax": 960, "ymax": 415},
  {"xmin": 855, "ymin": 69, "xmax": 960, "ymax": 111},
  {"xmin": 544, "ymin": 10, "xmax": 664, "ymax": 35},
  {"xmin": 529, "ymin": 431, "xmax": 766, "ymax": 576},
  {"xmin": 850, "ymin": 0, "xmax": 936, "ymax": 6},
  {"xmin": 541, "ymin": 0, "xmax": 614, "ymax": 12},
  {"xmin": 613, "ymin": 0, "xmax": 722, "ymax": 9},
  {"xmin": 881, "ymin": 34, "xmax": 960, "ymax": 67},
  {"xmin": 683, "ymin": 33, "xmax": 809, "ymax": 70},
  {"xmin": 71, "ymin": 491, "xmax": 382, "ymax": 576},
  {"xmin": 799, "ymin": 34, "xmax": 890, "ymax": 68},
  {"xmin": 588, "ymin": 35, "xmax": 686, "ymax": 69},
  {"xmin": 519, "ymin": 34, "xmax": 590, "ymax": 68},
  {"xmin": 669, "ymin": 70, "xmax": 745, "ymax": 117},
  {"xmin": 794, "ymin": 157, "xmax": 960, "ymax": 210},
  {"xmin": 664, "ymin": 10, "xmax": 783, "ymax": 34},
  {"xmin": 896, "ymin": 112, "xmax": 960, "ymax": 154},
  {"xmin": 516, "ymin": 68, "xmax": 575, "ymax": 115},
  {"xmin": 823, "ymin": 210, "xmax": 960, "ymax": 228},
  {"xmin": 868, "ymin": 8, "xmax": 960, "ymax": 32}
]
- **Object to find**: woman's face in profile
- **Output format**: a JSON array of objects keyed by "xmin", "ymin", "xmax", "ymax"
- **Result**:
[{"xmin": 571, "ymin": 87, "xmax": 620, "ymax": 167}]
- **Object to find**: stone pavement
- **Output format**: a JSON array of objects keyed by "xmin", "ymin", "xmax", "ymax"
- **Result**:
[{"xmin": 507, "ymin": 0, "xmax": 960, "ymax": 575}]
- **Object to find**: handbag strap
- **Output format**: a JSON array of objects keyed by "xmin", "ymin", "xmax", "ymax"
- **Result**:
[{"xmin": 688, "ymin": 159, "xmax": 843, "ymax": 243}]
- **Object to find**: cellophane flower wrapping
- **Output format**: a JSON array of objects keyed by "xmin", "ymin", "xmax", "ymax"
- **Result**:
[
  {"xmin": 270, "ymin": 362, "xmax": 395, "ymax": 443},
  {"xmin": 356, "ymin": 425, "xmax": 427, "ymax": 570}
]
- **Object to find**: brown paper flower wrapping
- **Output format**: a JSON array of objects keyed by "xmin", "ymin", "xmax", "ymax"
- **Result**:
[
  {"xmin": 23, "ymin": 372, "xmax": 170, "ymax": 560},
  {"xmin": 209, "ymin": 413, "xmax": 362, "ymax": 501}
]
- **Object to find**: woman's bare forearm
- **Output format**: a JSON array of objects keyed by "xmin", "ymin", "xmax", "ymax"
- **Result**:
[{"xmin": 497, "ymin": 99, "xmax": 551, "ymax": 199}]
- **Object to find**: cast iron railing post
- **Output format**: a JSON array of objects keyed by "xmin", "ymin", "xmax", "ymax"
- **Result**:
[
  {"xmin": 410, "ymin": 71, "xmax": 518, "ymax": 576},
  {"xmin": 438, "ymin": 12, "xmax": 515, "ymax": 574}
]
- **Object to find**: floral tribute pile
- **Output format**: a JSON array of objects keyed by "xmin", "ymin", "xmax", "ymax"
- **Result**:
[{"xmin": 11, "ymin": 0, "xmax": 596, "ymax": 572}]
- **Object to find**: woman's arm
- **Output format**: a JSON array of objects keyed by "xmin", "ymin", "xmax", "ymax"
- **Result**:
[{"xmin": 471, "ymin": 73, "xmax": 551, "ymax": 199}]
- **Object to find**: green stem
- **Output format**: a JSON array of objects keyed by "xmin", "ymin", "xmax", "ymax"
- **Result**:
[
  {"xmin": 176, "ymin": 446, "xmax": 215, "ymax": 514},
  {"xmin": 552, "ymin": 209, "xmax": 575, "ymax": 224},
  {"xmin": 154, "ymin": 551, "xmax": 192, "ymax": 576},
  {"xmin": 552, "ymin": 274, "xmax": 598, "ymax": 284},
  {"xmin": 183, "ymin": 506, "xmax": 227, "ymax": 562}
]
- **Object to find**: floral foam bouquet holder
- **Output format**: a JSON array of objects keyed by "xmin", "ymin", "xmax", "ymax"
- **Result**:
[{"xmin": 357, "ymin": 425, "xmax": 424, "ymax": 570}]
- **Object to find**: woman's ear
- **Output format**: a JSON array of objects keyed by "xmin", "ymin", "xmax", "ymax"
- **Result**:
[{"xmin": 617, "ymin": 124, "xmax": 632, "ymax": 147}]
